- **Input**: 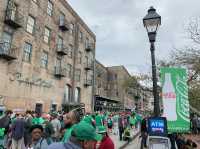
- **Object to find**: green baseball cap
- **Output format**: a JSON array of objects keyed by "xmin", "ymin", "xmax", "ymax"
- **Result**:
[
  {"xmin": 97, "ymin": 126, "xmax": 107, "ymax": 134},
  {"xmin": 72, "ymin": 121, "xmax": 102, "ymax": 141}
]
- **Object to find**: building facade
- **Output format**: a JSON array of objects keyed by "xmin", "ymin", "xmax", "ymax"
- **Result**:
[
  {"xmin": 0, "ymin": 0, "xmax": 95, "ymax": 112},
  {"xmin": 107, "ymin": 66, "xmax": 135, "ymax": 111},
  {"xmin": 94, "ymin": 60, "xmax": 122, "ymax": 112},
  {"xmin": 94, "ymin": 63, "xmax": 135, "ymax": 112}
]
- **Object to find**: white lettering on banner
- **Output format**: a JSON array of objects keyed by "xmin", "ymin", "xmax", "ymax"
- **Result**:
[{"xmin": 176, "ymin": 76, "xmax": 190, "ymax": 122}]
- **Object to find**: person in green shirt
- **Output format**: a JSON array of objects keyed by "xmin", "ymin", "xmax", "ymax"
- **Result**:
[
  {"xmin": 32, "ymin": 113, "xmax": 45, "ymax": 125},
  {"xmin": 62, "ymin": 111, "xmax": 79, "ymax": 142},
  {"xmin": 95, "ymin": 113, "xmax": 103, "ymax": 127}
]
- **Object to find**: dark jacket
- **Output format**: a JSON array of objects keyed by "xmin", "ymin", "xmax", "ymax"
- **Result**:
[
  {"xmin": 11, "ymin": 118, "xmax": 25, "ymax": 140},
  {"xmin": 48, "ymin": 137, "xmax": 82, "ymax": 149}
]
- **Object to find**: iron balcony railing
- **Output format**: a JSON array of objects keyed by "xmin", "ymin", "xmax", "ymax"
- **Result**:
[
  {"xmin": 54, "ymin": 66, "xmax": 66, "ymax": 78},
  {"xmin": 0, "ymin": 42, "xmax": 17, "ymax": 60},
  {"xmin": 56, "ymin": 44, "xmax": 68, "ymax": 55},
  {"xmin": 85, "ymin": 43, "xmax": 94, "ymax": 52},
  {"xmin": 84, "ymin": 79, "xmax": 92, "ymax": 87},
  {"xmin": 4, "ymin": 8, "xmax": 23, "ymax": 29},
  {"xmin": 59, "ymin": 19, "xmax": 69, "ymax": 31},
  {"xmin": 84, "ymin": 62, "xmax": 93, "ymax": 70}
]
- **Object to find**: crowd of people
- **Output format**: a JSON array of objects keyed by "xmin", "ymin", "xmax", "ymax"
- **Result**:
[{"xmin": 0, "ymin": 109, "xmax": 142, "ymax": 149}]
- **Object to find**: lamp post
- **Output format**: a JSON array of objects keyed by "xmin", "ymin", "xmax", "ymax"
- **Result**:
[{"xmin": 143, "ymin": 6, "xmax": 161, "ymax": 117}]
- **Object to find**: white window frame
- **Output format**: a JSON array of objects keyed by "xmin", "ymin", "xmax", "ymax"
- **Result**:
[
  {"xmin": 47, "ymin": 0, "xmax": 53, "ymax": 16},
  {"xmin": 23, "ymin": 42, "xmax": 32, "ymax": 62},
  {"xmin": 41, "ymin": 51, "xmax": 48, "ymax": 68},
  {"xmin": 44, "ymin": 27, "xmax": 51, "ymax": 44},
  {"xmin": 26, "ymin": 15, "xmax": 35, "ymax": 34}
]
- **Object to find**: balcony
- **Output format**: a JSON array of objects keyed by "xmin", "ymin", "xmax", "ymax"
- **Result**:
[
  {"xmin": 59, "ymin": 19, "xmax": 69, "ymax": 31},
  {"xmin": 85, "ymin": 43, "xmax": 94, "ymax": 52},
  {"xmin": 54, "ymin": 66, "xmax": 66, "ymax": 78},
  {"xmin": 56, "ymin": 44, "xmax": 68, "ymax": 55},
  {"xmin": 84, "ymin": 62, "xmax": 93, "ymax": 70},
  {"xmin": 0, "ymin": 42, "xmax": 17, "ymax": 60},
  {"xmin": 4, "ymin": 9, "xmax": 23, "ymax": 29},
  {"xmin": 84, "ymin": 79, "xmax": 92, "ymax": 87}
]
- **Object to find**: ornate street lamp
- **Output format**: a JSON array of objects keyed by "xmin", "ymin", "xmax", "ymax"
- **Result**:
[{"xmin": 143, "ymin": 6, "xmax": 161, "ymax": 117}]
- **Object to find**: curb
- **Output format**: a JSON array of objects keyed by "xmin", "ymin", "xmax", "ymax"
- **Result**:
[{"xmin": 119, "ymin": 132, "xmax": 141, "ymax": 149}]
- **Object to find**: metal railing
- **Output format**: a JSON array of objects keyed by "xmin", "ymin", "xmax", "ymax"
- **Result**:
[
  {"xmin": 54, "ymin": 66, "xmax": 66, "ymax": 77},
  {"xmin": 0, "ymin": 42, "xmax": 17, "ymax": 60},
  {"xmin": 59, "ymin": 19, "xmax": 69, "ymax": 31},
  {"xmin": 85, "ymin": 43, "xmax": 94, "ymax": 52},
  {"xmin": 84, "ymin": 79, "xmax": 92, "ymax": 86},
  {"xmin": 56, "ymin": 44, "xmax": 68, "ymax": 55},
  {"xmin": 5, "ymin": 9, "xmax": 23, "ymax": 28},
  {"xmin": 84, "ymin": 62, "xmax": 93, "ymax": 70}
]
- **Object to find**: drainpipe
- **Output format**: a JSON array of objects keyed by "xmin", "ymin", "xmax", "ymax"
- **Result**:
[
  {"xmin": 91, "ymin": 42, "xmax": 96, "ymax": 113},
  {"xmin": 71, "ymin": 22, "xmax": 79, "ymax": 103}
]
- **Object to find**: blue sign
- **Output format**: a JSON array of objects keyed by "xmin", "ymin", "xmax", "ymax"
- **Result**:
[{"xmin": 148, "ymin": 117, "xmax": 168, "ymax": 136}]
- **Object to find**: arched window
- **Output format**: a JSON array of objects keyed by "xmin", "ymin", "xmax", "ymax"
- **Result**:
[
  {"xmin": 64, "ymin": 84, "xmax": 71, "ymax": 103},
  {"xmin": 75, "ymin": 87, "xmax": 81, "ymax": 103}
]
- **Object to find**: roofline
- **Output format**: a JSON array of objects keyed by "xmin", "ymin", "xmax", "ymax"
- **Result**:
[
  {"xmin": 95, "ymin": 59, "xmax": 107, "ymax": 69},
  {"xmin": 107, "ymin": 65, "xmax": 131, "ymax": 77},
  {"xmin": 60, "ymin": 0, "xmax": 96, "ymax": 41}
]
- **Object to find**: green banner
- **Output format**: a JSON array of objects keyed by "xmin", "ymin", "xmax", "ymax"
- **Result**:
[{"xmin": 160, "ymin": 67, "xmax": 190, "ymax": 133}]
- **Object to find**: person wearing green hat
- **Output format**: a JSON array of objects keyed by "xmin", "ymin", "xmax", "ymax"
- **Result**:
[
  {"xmin": 62, "ymin": 111, "xmax": 79, "ymax": 143},
  {"xmin": 48, "ymin": 121, "xmax": 102, "ymax": 149},
  {"xmin": 97, "ymin": 126, "xmax": 114, "ymax": 149}
]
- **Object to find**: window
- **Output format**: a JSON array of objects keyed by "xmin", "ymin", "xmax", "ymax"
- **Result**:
[
  {"xmin": 44, "ymin": 27, "xmax": 51, "ymax": 44},
  {"xmin": 57, "ymin": 36, "xmax": 63, "ymax": 49},
  {"xmin": 69, "ymin": 23, "xmax": 74, "ymax": 34},
  {"xmin": 26, "ymin": 15, "xmax": 35, "ymax": 34},
  {"xmin": 47, "ymin": 0, "xmax": 53, "ymax": 16},
  {"xmin": 59, "ymin": 12, "xmax": 65, "ymax": 25},
  {"xmin": 75, "ymin": 87, "xmax": 81, "ymax": 103},
  {"xmin": 75, "ymin": 69, "xmax": 81, "ymax": 82},
  {"xmin": 56, "ymin": 57, "xmax": 62, "ymax": 68},
  {"xmin": 7, "ymin": 2, "xmax": 17, "ymax": 21},
  {"xmin": 64, "ymin": 84, "xmax": 71, "ymax": 103},
  {"xmin": 85, "ymin": 56, "xmax": 88, "ymax": 63},
  {"xmin": 68, "ymin": 44, "xmax": 73, "ymax": 58},
  {"xmin": 79, "ymin": 31, "xmax": 83, "ymax": 41},
  {"xmin": 23, "ymin": 42, "xmax": 32, "ymax": 62},
  {"xmin": 1, "ymin": 32, "xmax": 12, "ymax": 52},
  {"xmin": 41, "ymin": 51, "xmax": 48, "ymax": 68},
  {"xmin": 77, "ymin": 51, "xmax": 82, "ymax": 64},
  {"xmin": 67, "ymin": 64, "xmax": 72, "ymax": 78},
  {"xmin": 85, "ymin": 37, "xmax": 89, "ymax": 48}
]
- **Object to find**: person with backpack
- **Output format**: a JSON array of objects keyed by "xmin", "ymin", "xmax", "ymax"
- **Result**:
[
  {"xmin": 28, "ymin": 124, "xmax": 48, "ymax": 149},
  {"xmin": 11, "ymin": 113, "xmax": 26, "ymax": 149}
]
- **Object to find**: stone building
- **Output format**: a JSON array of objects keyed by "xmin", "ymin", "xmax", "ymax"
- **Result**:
[
  {"xmin": 94, "ymin": 63, "xmax": 135, "ymax": 112},
  {"xmin": 0, "ymin": 0, "xmax": 95, "ymax": 112},
  {"xmin": 94, "ymin": 60, "xmax": 121, "ymax": 112},
  {"xmin": 107, "ymin": 66, "xmax": 135, "ymax": 111}
]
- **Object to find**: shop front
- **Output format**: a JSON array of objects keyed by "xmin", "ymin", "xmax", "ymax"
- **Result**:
[{"xmin": 94, "ymin": 95, "xmax": 122, "ymax": 112}]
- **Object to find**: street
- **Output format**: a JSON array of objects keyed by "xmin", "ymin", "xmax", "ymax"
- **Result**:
[
  {"xmin": 110, "ymin": 128, "xmax": 140, "ymax": 149},
  {"xmin": 125, "ymin": 136, "xmax": 141, "ymax": 149}
]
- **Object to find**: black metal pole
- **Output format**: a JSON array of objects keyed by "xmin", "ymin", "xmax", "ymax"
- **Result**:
[{"xmin": 150, "ymin": 42, "xmax": 160, "ymax": 117}]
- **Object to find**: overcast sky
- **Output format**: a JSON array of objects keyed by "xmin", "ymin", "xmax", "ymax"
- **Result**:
[{"xmin": 67, "ymin": 0, "xmax": 200, "ymax": 75}]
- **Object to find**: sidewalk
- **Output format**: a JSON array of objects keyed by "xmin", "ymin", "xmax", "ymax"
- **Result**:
[{"xmin": 110, "ymin": 128, "xmax": 140, "ymax": 149}]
